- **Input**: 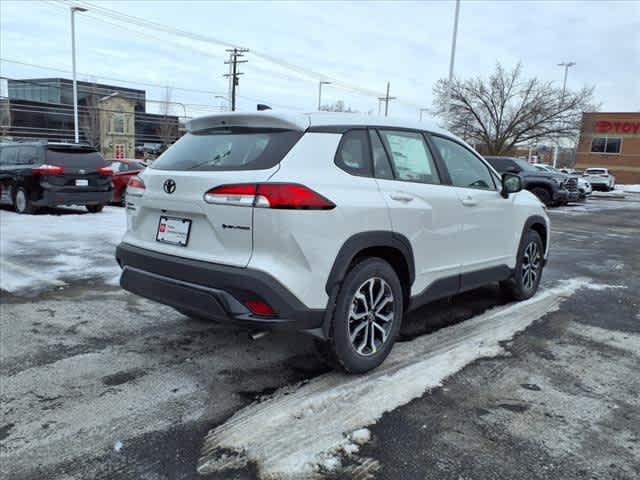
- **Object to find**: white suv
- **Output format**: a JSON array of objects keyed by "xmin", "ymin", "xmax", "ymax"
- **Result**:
[{"xmin": 116, "ymin": 112, "xmax": 549, "ymax": 373}]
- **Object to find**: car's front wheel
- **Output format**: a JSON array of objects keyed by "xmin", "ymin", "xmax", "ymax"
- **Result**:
[
  {"xmin": 86, "ymin": 204, "xmax": 104, "ymax": 213},
  {"xmin": 319, "ymin": 258, "xmax": 404, "ymax": 373},
  {"xmin": 501, "ymin": 229, "xmax": 544, "ymax": 301}
]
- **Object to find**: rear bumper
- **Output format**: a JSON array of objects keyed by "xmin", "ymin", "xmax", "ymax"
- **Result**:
[
  {"xmin": 115, "ymin": 243, "xmax": 325, "ymax": 334},
  {"xmin": 35, "ymin": 188, "xmax": 113, "ymax": 207}
]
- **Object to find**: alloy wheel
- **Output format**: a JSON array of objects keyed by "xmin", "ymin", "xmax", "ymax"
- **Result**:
[
  {"xmin": 348, "ymin": 277, "xmax": 395, "ymax": 357},
  {"xmin": 522, "ymin": 241, "xmax": 541, "ymax": 290},
  {"xmin": 15, "ymin": 189, "xmax": 27, "ymax": 213}
]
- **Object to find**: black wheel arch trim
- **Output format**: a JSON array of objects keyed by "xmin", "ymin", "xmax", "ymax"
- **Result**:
[
  {"xmin": 324, "ymin": 230, "xmax": 415, "ymax": 296},
  {"xmin": 522, "ymin": 215, "xmax": 548, "ymax": 250}
]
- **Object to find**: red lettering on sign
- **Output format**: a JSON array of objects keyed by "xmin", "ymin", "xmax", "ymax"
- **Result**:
[{"xmin": 594, "ymin": 120, "xmax": 640, "ymax": 134}]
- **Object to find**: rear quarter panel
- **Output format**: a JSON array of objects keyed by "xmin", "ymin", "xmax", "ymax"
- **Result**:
[{"xmin": 250, "ymin": 132, "xmax": 393, "ymax": 309}]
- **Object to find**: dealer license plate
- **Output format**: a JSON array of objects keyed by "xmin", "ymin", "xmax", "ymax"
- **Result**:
[{"xmin": 156, "ymin": 216, "xmax": 192, "ymax": 246}]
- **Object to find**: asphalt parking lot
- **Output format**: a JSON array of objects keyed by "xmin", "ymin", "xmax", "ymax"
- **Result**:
[{"xmin": 1, "ymin": 195, "xmax": 639, "ymax": 480}]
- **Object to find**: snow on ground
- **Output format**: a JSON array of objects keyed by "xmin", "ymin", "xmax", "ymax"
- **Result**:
[
  {"xmin": 197, "ymin": 278, "xmax": 622, "ymax": 480},
  {"xmin": 552, "ymin": 192, "xmax": 640, "ymax": 215},
  {"xmin": 618, "ymin": 184, "xmax": 640, "ymax": 193},
  {"xmin": 0, "ymin": 206, "xmax": 126, "ymax": 293}
]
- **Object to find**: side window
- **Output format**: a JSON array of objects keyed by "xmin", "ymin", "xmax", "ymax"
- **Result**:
[
  {"xmin": 18, "ymin": 146, "xmax": 40, "ymax": 165},
  {"xmin": 378, "ymin": 130, "xmax": 440, "ymax": 184},
  {"xmin": 432, "ymin": 136, "xmax": 495, "ymax": 190},
  {"xmin": 369, "ymin": 130, "xmax": 393, "ymax": 179},
  {"xmin": 335, "ymin": 130, "xmax": 372, "ymax": 177},
  {"xmin": 1, "ymin": 148, "xmax": 18, "ymax": 166}
]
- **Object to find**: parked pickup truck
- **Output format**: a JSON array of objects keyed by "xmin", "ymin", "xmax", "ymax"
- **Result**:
[{"xmin": 583, "ymin": 168, "xmax": 616, "ymax": 191}]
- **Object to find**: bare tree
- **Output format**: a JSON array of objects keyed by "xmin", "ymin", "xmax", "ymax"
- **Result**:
[
  {"xmin": 80, "ymin": 83, "xmax": 101, "ymax": 149},
  {"xmin": 320, "ymin": 100, "xmax": 357, "ymax": 113},
  {"xmin": 432, "ymin": 63, "xmax": 596, "ymax": 155}
]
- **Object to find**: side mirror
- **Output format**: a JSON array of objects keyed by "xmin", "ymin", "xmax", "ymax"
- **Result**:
[{"xmin": 501, "ymin": 172, "xmax": 522, "ymax": 198}]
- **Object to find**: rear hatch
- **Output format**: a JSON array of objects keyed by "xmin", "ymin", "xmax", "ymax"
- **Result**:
[
  {"xmin": 45, "ymin": 146, "xmax": 111, "ymax": 191},
  {"xmin": 124, "ymin": 113, "xmax": 306, "ymax": 267}
]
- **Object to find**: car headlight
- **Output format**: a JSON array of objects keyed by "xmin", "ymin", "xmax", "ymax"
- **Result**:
[{"xmin": 552, "ymin": 177, "xmax": 562, "ymax": 185}]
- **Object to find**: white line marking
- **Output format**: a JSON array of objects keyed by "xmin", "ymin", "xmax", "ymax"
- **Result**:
[{"xmin": 198, "ymin": 278, "xmax": 621, "ymax": 479}]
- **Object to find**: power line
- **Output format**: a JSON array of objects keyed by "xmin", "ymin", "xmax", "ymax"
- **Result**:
[{"xmin": 56, "ymin": 0, "xmax": 416, "ymax": 104}]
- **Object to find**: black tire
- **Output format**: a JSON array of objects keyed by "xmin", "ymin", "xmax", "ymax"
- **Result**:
[
  {"xmin": 14, "ymin": 186, "xmax": 36, "ymax": 214},
  {"xmin": 86, "ymin": 204, "xmax": 104, "ymax": 213},
  {"xmin": 317, "ymin": 257, "xmax": 404, "ymax": 374},
  {"xmin": 530, "ymin": 187, "xmax": 552, "ymax": 207},
  {"xmin": 500, "ymin": 230, "xmax": 544, "ymax": 301}
]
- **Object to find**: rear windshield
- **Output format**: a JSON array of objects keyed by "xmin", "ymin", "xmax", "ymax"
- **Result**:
[
  {"xmin": 151, "ymin": 128, "xmax": 303, "ymax": 171},
  {"xmin": 586, "ymin": 169, "xmax": 606, "ymax": 174},
  {"xmin": 46, "ymin": 149, "xmax": 106, "ymax": 169}
]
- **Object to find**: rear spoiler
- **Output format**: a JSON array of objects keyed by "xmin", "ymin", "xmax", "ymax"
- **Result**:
[{"xmin": 186, "ymin": 112, "xmax": 309, "ymax": 133}]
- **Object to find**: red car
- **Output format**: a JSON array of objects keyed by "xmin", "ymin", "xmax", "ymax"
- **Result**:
[{"xmin": 108, "ymin": 159, "xmax": 147, "ymax": 205}]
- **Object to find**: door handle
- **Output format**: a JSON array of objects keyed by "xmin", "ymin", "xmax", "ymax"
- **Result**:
[
  {"xmin": 390, "ymin": 194, "xmax": 414, "ymax": 203},
  {"xmin": 461, "ymin": 196, "xmax": 477, "ymax": 206}
]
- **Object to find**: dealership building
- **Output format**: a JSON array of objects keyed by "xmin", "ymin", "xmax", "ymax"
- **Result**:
[{"xmin": 575, "ymin": 112, "xmax": 640, "ymax": 184}]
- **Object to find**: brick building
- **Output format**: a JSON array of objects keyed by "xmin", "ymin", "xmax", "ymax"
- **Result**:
[{"xmin": 575, "ymin": 112, "xmax": 640, "ymax": 183}]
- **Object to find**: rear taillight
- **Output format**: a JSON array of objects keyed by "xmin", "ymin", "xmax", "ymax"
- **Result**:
[
  {"xmin": 32, "ymin": 164, "xmax": 64, "ymax": 175},
  {"xmin": 127, "ymin": 175, "xmax": 146, "ymax": 196},
  {"xmin": 98, "ymin": 166, "xmax": 113, "ymax": 176},
  {"xmin": 204, "ymin": 183, "xmax": 335, "ymax": 210}
]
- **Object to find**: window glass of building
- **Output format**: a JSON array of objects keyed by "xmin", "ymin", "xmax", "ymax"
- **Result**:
[
  {"xmin": 591, "ymin": 137, "xmax": 606, "ymax": 153},
  {"xmin": 369, "ymin": 130, "xmax": 394, "ymax": 179},
  {"xmin": 378, "ymin": 130, "xmax": 440, "ymax": 184},
  {"xmin": 605, "ymin": 137, "xmax": 621, "ymax": 154},
  {"xmin": 432, "ymin": 136, "xmax": 495, "ymax": 190},
  {"xmin": 112, "ymin": 113, "xmax": 126, "ymax": 134},
  {"xmin": 335, "ymin": 130, "xmax": 372, "ymax": 176}
]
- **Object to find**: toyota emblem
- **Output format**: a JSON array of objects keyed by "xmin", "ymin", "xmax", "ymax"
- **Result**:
[{"xmin": 163, "ymin": 179, "xmax": 176, "ymax": 194}]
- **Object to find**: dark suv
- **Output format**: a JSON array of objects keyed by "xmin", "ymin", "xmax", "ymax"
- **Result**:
[
  {"xmin": 484, "ymin": 156, "xmax": 574, "ymax": 207},
  {"xmin": 0, "ymin": 142, "xmax": 113, "ymax": 214}
]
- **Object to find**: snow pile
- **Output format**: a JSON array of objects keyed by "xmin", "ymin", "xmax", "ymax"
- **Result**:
[
  {"xmin": 0, "ymin": 207, "xmax": 126, "ymax": 293},
  {"xmin": 198, "ymin": 278, "xmax": 619, "ymax": 479},
  {"xmin": 618, "ymin": 184, "xmax": 640, "ymax": 193}
]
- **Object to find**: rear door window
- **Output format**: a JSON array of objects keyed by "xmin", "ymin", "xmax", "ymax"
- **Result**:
[
  {"xmin": 151, "ymin": 128, "xmax": 303, "ymax": 171},
  {"xmin": 378, "ymin": 130, "xmax": 441, "ymax": 184}
]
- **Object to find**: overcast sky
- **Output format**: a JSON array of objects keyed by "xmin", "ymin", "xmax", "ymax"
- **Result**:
[{"xmin": 1, "ymin": 0, "xmax": 639, "ymax": 119}]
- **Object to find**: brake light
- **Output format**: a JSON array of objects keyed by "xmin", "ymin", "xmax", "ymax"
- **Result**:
[
  {"xmin": 32, "ymin": 164, "xmax": 64, "ymax": 175},
  {"xmin": 127, "ymin": 175, "xmax": 146, "ymax": 196},
  {"xmin": 204, "ymin": 183, "xmax": 335, "ymax": 210},
  {"xmin": 98, "ymin": 166, "xmax": 113, "ymax": 176},
  {"xmin": 244, "ymin": 300, "xmax": 276, "ymax": 316}
]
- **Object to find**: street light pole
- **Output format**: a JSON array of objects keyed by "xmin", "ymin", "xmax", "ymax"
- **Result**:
[
  {"xmin": 448, "ymin": 0, "xmax": 461, "ymax": 84},
  {"xmin": 553, "ymin": 61, "xmax": 576, "ymax": 167},
  {"xmin": 70, "ymin": 6, "xmax": 87, "ymax": 143},
  {"xmin": 558, "ymin": 61, "xmax": 576, "ymax": 103},
  {"xmin": 318, "ymin": 81, "xmax": 330, "ymax": 111}
]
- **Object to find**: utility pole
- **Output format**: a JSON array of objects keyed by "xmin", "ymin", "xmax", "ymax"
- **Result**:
[
  {"xmin": 223, "ymin": 48, "xmax": 248, "ymax": 112},
  {"xmin": 318, "ymin": 81, "xmax": 331, "ymax": 111},
  {"xmin": 378, "ymin": 82, "xmax": 396, "ymax": 117},
  {"xmin": 70, "ymin": 6, "xmax": 87, "ymax": 143}
]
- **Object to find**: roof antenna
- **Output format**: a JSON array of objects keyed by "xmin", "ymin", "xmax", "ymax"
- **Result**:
[{"xmin": 257, "ymin": 104, "xmax": 271, "ymax": 111}]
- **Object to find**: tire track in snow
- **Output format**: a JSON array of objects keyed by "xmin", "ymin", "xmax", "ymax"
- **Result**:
[{"xmin": 198, "ymin": 278, "xmax": 622, "ymax": 480}]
